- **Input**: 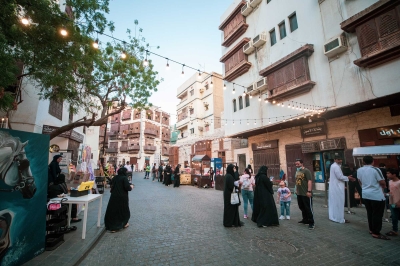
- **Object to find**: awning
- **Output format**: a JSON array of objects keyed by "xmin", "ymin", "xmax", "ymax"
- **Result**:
[
  {"xmin": 352, "ymin": 145, "xmax": 400, "ymax": 156},
  {"xmin": 192, "ymin": 155, "xmax": 211, "ymax": 162}
]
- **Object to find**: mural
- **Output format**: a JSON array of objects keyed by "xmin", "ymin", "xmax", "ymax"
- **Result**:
[{"xmin": 0, "ymin": 129, "xmax": 49, "ymax": 266}]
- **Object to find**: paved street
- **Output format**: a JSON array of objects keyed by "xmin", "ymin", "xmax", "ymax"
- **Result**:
[{"xmin": 80, "ymin": 172, "xmax": 400, "ymax": 266}]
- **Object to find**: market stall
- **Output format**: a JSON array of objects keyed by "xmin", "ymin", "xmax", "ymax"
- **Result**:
[{"xmin": 191, "ymin": 155, "xmax": 212, "ymax": 188}]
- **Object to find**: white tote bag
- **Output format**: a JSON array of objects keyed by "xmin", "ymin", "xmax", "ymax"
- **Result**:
[{"xmin": 230, "ymin": 186, "xmax": 239, "ymax": 205}]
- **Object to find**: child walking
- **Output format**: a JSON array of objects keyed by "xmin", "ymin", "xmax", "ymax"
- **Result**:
[
  {"xmin": 277, "ymin": 181, "xmax": 291, "ymax": 220},
  {"xmin": 386, "ymin": 168, "xmax": 400, "ymax": 237}
]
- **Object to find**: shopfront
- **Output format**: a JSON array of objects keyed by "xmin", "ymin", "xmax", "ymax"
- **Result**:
[
  {"xmin": 358, "ymin": 124, "xmax": 400, "ymax": 168},
  {"xmin": 252, "ymin": 140, "xmax": 280, "ymax": 180}
]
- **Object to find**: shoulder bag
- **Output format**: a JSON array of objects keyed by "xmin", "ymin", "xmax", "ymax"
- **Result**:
[{"xmin": 230, "ymin": 186, "xmax": 240, "ymax": 205}]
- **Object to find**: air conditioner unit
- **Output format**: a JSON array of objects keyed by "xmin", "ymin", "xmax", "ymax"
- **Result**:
[
  {"xmin": 256, "ymin": 78, "xmax": 267, "ymax": 91},
  {"xmin": 199, "ymin": 88, "xmax": 204, "ymax": 93},
  {"xmin": 246, "ymin": 83, "xmax": 255, "ymax": 94},
  {"xmin": 243, "ymin": 41, "xmax": 255, "ymax": 54},
  {"xmin": 241, "ymin": 2, "xmax": 253, "ymax": 16},
  {"xmin": 253, "ymin": 32, "xmax": 267, "ymax": 48},
  {"xmin": 249, "ymin": 0, "xmax": 262, "ymax": 7},
  {"xmin": 198, "ymin": 126, "xmax": 203, "ymax": 131},
  {"xmin": 324, "ymin": 33, "xmax": 348, "ymax": 58}
]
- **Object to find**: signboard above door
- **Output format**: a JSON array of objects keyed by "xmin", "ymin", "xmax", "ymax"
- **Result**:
[
  {"xmin": 301, "ymin": 124, "xmax": 326, "ymax": 138},
  {"xmin": 251, "ymin": 140, "xmax": 278, "ymax": 150}
]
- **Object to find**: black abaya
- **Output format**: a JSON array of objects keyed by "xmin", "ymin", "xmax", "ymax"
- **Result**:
[
  {"xmin": 104, "ymin": 175, "xmax": 132, "ymax": 231},
  {"xmin": 164, "ymin": 166, "xmax": 172, "ymax": 186},
  {"xmin": 173, "ymin": 166, "xmax": 181, "ymax": 187},
  {"xmin": 252, "ymin": 167, "xmax": 279, "ymax": 227},
  {"xmin": 223, "ymin": 173, "xmax": 241, "ymax": 227}
]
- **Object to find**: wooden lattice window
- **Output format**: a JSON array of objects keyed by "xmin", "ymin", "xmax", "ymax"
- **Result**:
[{"xmin": 49, "ymin": 99, "xmax": 63, "ymax": 120}]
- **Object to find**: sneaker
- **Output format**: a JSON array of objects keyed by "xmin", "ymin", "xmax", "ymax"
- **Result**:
[
  {"xmin": 308, "ymin": 224, "xmax": 315, "ymax": 230},
  {"xmin": 286, "ymin": 216, "xmax": 290, "ymax": 220},
  {"xmin": 243, "ymin": 215, "xmax": 248, "ymax": 219},
  {"xmin": 279, "ymin": 215, "xmax": 285, "ymax": 220}
]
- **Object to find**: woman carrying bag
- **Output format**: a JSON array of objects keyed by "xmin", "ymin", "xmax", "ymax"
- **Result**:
[{"xmin": 223, "ymin": 164, "xmax": 244, "ymax": 227}]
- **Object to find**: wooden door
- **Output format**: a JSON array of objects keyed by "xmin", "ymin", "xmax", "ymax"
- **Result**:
[{"xmin": 253, "ymin": 148, "xmax": 280, "ymax": 179}]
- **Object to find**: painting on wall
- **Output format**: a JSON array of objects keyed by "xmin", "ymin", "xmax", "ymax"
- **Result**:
[{"xmin": 0, "ymin": 129, "xmax": 49, "ymax": 266}]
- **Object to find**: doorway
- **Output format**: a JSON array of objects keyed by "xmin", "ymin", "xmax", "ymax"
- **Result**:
[
  {"xmin": 322, "ymin": 150, "xmax": 345, "ymax": 182},
  {"xmin": 238, "ymin": 154, "xmax": 246, "ymax": 174}
]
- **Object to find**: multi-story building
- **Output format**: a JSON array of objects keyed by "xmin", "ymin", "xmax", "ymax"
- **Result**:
[
  {"xmin": 172, "ymin": 72, "xmax": 225, "ymax": 167},
  {"xmin": 220, "ymin": 0, "xmax": 400, "ymax": 188},
  {"xmin": 101, "ymin": 103, "xmax": 170, "ymax": 170}
]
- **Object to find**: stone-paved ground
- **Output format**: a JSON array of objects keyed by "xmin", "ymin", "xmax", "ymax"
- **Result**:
[{"xmin": 80, "ymin": 172, "xmax": 400, "ymax": 266}]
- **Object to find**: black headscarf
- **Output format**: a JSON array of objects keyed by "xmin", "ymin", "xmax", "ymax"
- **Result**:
[
  {"xmin": 226, "ymin": 164, "xmax": 235, "ymax": 177},
  {"xmin": 256, "ymin": 165, "xmax": 268, "ymax": 177},
  {"xmin": 117, "ymin": 167, "xmax": 127, "ymax": 176}
]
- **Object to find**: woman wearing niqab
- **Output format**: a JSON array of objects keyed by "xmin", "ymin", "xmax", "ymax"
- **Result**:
[
  {"xmin": 251, "ymin": 165, "xmax": 279, "ymax": 227},
  {"xmin": 104, "ymin": 167, "xmax": 133, "ymax": 232},
  {"xmin": 223, "ymin": 164, "xmax": 243, "ymax": 227},
  {"xmin": 164, "ymin": 165, "xmax": 172, "ymax": 186}
]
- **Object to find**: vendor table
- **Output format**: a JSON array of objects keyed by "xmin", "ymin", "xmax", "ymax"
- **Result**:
[
  {"xmin": 50, "ymin": 194, "xmax": 103, "ymax": 239},
  {"xmin": 180, "ymin": 173, "xmax": 191, "ymax": 185}
]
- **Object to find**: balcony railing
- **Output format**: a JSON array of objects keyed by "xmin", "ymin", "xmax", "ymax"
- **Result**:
[
  {"xmin": 127, "ymin": 129, "xmax": 141, "ymax": 136},
  {"xmin": 105, "ymin": 147, "xmax": 118, "ymax": 153},
  {"xmin": 128, "ymin": 145, "xmax": 140, "ymax": 153}
]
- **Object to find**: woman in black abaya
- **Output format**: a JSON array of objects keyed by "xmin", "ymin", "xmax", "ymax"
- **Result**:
[
  {"xmin": 173, "ymin": 164, "xmax": 181, "ymax": 187},
  {"xmin": 104, "ymin": 167, "xmax": 133, "ymax": 232},
  {"xmin": 251, "ymin": 165, "xmax": 279, "ymax": 227},
  {"xmin": 164, "ymin": 165, "xmax": 172, "ymax": 186},
  {"xmin": 223, "ymin": 164, "xmax": 243, "ymax": 227}
]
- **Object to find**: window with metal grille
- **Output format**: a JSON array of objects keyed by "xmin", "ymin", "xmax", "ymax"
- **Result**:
[
  {"xmin": 279, "ymin": 21, "xmax": 287, "ymax": 39},
  {"xmin": 245, "ymin": 94, "xmax": 250, "ymax": 107},
  {"xmin": 49, "ymin": 99, "xmax": 63, "ymax": 120},
  {"xmin": 190, "ymin": 128, "xmax": 194, "ymax": 134},
  {"xmin": 239, "ymin": 96, "xmax": 243, "ymax": 110},
  {"xmin": 233, "ymin": 99, "xmax": 237, "ymax": 112},
  {"xmin": 289, "ymin": 13, "xmax": 298, "ymax": 32},
  {"xmin": 270, "ymin": 28, "xmax": 277, "ymax": 46}
]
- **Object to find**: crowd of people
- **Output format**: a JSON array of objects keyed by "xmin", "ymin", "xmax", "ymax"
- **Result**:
[
  {"xmin": 222, "ymin": 155, "xmax": 399, "ymax": 241},
  {"xmin": 102, "ymin": 155, "xmax": 399, "ymax": 240}
]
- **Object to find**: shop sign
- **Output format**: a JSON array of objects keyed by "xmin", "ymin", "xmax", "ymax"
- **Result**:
[
  {"xmin": 70, "ymin": 130, "xmax": 84, "ymax": 143},
  {"xmin": 301, "ymin": 125, "xmax": 326, "ymax": 138},
  {"xmin": 42, "ymin": 124, "xmax": 84, "ymax": 143},
  {"xmin": 251, "ymin": 140, "xmax": 278, "ymax": 150},
  {"xmin": 376, "ymin": 124, "xmax": 400, "ymax": 139}
]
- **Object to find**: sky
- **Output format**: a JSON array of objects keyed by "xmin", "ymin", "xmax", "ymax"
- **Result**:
[{"xmin": 104, "ymin": 0, "xmax": 234, "ymax": 125}]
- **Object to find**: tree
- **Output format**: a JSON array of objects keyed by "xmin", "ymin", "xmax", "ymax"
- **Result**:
[{"xmin": 0, "ymin": 0, "xmax": 161, "ymax": 139}]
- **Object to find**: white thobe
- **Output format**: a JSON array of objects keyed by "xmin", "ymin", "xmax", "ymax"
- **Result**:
[{"xmin": 328, "ymin": 162, "xmax": 349, "ymax": 223}]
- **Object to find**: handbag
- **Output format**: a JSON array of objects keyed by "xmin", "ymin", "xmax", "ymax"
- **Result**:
[
  {"xmin": 171, "ymin": 174, "xmax": 175, "ymax": 181},
  {"xmin": 47, "ymin": 198, "xmax": 68, "ymax": 210},
  {"xmin": 230, "ymin": 186, "xmax": 240, "ymax": 205}
]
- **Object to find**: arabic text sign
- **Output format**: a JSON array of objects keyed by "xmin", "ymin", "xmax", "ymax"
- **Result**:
[
  {"xmin": 376, "ymin": 124, "xmax": 400, "ymax": 139},
  {"xmin": 301, "ymin": 125, "xmax": 326, "ymax": 138}
]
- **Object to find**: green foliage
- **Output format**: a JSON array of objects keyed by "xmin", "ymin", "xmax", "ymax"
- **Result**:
[{"xmin": 0, "ymin": 0, "xmax": 161, "ymax": 129}]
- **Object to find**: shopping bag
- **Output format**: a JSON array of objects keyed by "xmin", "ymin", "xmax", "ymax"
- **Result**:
[
  {"xmin": 171, "ymin": 174, "xmax": 175, "ymax": 181},
  {"xmin": 230, "ymin": 187, "xmax": 239, "ymax": 205}
]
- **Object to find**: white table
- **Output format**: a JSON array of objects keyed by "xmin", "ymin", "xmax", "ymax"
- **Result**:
[{"xmin": 51, "ymin": 194, "xmax": 103, "ymax": 239}]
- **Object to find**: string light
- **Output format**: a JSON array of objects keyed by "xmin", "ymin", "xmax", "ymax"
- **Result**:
[
  {"xmin": 120, "ymin": 50, "xmax": 127, "ymax": 59},
  {"xmin": 232, "ymin": 84, "xmax": 235, "ymax": 94},
  {"xmin": 272, "ymin": 100, "xmax": 276, "ymax": 104},
  {"xmin": 166, "ymin": 59, "xmax": 170, "ymax": 70},
  {"xmin": 250, "ymin": 95, "xmax": 253, "ymax": 99},
  {"xmin": 247, "ymin": 120, "xmax": 249, "ymax": 125},
  {"xmin": 21, "ymin": 18, "xmax": 30, "ymax": 25},
  {"xmin": 254, "ymin": 120, "xmax": 256, "ymax": 125},
  {"xmin": 60, "ymin": 27, "xmax": 68, "ymax": 36},
  {"xmin": 198, "ymin": 70, "xmax": 202, "ymax": 79},
  {"xmin": 223, "ymin": 83, "xmax": 226, "ymax": 90},
  {"xmin": 92, "ymin": 39, "xmax": 99, "ymax": 49},
  {"xmin": 181, "ymin": 64, "xmax": 185, "ymax": 77},
  {"xmin": 242, "ymin": 91, "xmax": 246, "ymax": 96},
  {"xmin": 143, "ymin": 52, "xmax": 149, "ymax": 67}
]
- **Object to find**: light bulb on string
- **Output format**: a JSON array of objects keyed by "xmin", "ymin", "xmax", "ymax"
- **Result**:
[
  {"xmin": 232, "ymin": 84, "xmax": 235, "ymax": 94},
  {"xmin": 269, "ymin": 119, "xmax": 271, "ymax": 124},
  {"xmin": 254, "ymin": 120, "xmax": 256, "ymax": 125},
  {"xmin": 210, "ymin": 80, "xmax": 214, "ymax": 88},
  {"xmin": 242, "ymin": 91, "xmax": 246, "ymax": 96},
  {"xmin": 60, "ymin": 27, "xmax": 68, "ymax": 36},
  {"xmin": 272, "ymin": 100, "xmax": 276, "ymax": 104},
  {"xmin": 21, "ymin": 18, "xmax": 30, "ymax": 25},
  {"xmin": 258, "ymin": 95, "xmax": 261, "ymax": 101},
  {"xmin": 281, "ymin": 102, "xmax": 285, "ymax": 107},
  {"xmin": 143, "ymin": 52, "xmax": 149, "ymax": 67},
  {"xmin": 247, "ymin": 120, "xmax": 249, "ymax": 125},
  {"xmin": 166, "ymin": 59, "xmax": 170, "ymax": 70},
  {"xmin": 197, "ymin": 70, "xmax": 202, "ymax": 79},
  {"xmin": 92, "ymin": 39, "xmax": 99, "ymax": 49},
  {"xmin": 250, "ymin": 95, "xmax": 253, "ymax": 99},
  {"xmin": 120, "ymin": 50, "xmax": 127, "ymax": 59},
  {"xmin": 277, "ymin": 103, "xmax": 281, "ymax": 106},
  {"xmin": 181, "ymin": 64, "xmax": 185, "ymax": 77},
  {"xmin": 223, "ymin": 83, "xmax": 226, "ymax": 90}
]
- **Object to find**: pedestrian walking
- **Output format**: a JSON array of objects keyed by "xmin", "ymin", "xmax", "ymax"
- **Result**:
[
  {"xmin": 151, "ymin": 163, "xmax": 157, "ymax": 182},
  {"xmin": 144, "ymin": 164, "xmax": 150, "ymax": 179},
  {"xmin": 104, "ymin": 167, "xmax": 134, "ymax": 232},
  {"xmin": 173, "ymin": 164, "xmax": 181, "ymax": 187},
  {"xmin": 277, "ymin": 181, "xmax": 291, "ymax": 220},
  {"xmin": 239, "ymin": 168, "xmax": 255, "ymax": 219},
  {"xmin": 357, "ymin": 156, "xmax": 388, "ymax": 240},
  {"xmin": 295, "ymin": 159, "xmax": 315, "ymax": 230},
  {"xmin": 386, "ymin": 168, "xmax": 399, "ymax": 237},
  {"xmin": 223, "ymin": 164, "xmax": 243, "ymax": 227},
  {"xmin": 328, "ymin": 155, "xmax": 355, "ymax": 223},
  {"xmin": 48, "ymin": 154, "xmax": 62, "ymax": 186},
  {"xmin": 251, "ymin": 165, "xmax": 279, "ymax": 228},
  {"xmin": 164, "ymin": 164, "xmax": 172, "ymax": 186},
  {"xmin": 158, "ymin": 164, "xmax": 164, "ymax": 182}
]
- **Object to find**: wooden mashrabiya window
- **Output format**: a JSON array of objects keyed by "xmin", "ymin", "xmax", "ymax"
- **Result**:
[
  {"xmin": 219, "ymin": 0, "xmax": 249, "ymax": 47},
  {"xmin": 220, "ymin": 38, "xmax": 252, "ymax": 82},
  {"xmin": 341, "ymin": 0, "xmax": 400, "ymax": 68},
  {"xmin": 259, "ymin": 44, "xmax": 315, "ymax": 102}
]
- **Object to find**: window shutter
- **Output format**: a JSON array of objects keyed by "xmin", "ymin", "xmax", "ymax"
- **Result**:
[
  {"xmin": 356, "ymin": 19, "xmax": 379, "ymax": 56},
  {"xmin": 275, "ymin": 68, "xmax": 284, "ymax": 87},
  {"xmin": 294, "ymin": 58, "xmax": 305, "ymax": 78},
  {"xmin": 376, "ymin": 9, "xmax": 400, "ymax": 50},
  {"xmin": 267, "ymin": 74, "xmax": 275, "ymax": 91},
  {"xmin": 284, "ymin": 64, "xmax": 295, "ymax": 83}
]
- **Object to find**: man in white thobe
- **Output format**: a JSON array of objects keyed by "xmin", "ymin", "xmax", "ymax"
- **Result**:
[{"xmin": 329, "ymin": 155, "xmax": 355, "ymax": 223}]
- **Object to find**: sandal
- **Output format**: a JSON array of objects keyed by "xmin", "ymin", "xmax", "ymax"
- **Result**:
[
  {"xmin": 385, "ymin": 231, "xmax": 398, "ymax": 236},
  {"xmin": 124, "ymin": 223, "xmax": 129, "ymax": 228},
  {"xmin": 372, "ymin": 234, "xmax": 390, "ymax": 240}
]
